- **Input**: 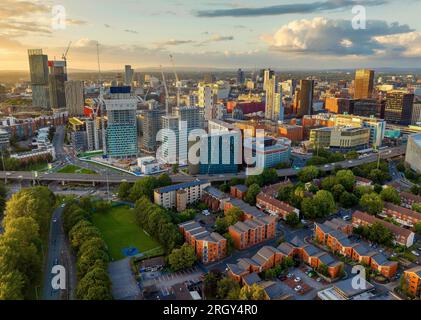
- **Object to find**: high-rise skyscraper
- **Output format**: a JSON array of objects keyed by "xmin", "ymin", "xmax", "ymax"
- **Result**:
[
  {"xmin": 142, "ymin": 108, "xmax": 165, "ymax": 152},
  {"xmin": 237, "ymin": 68, "xmax": 245, "ymax": 85},
  {"xmin": 354, "ymin": 69, "xmax": 375, "ymax": 99},
  {"xmin": 294, "ymin": 79, "xmax": 314, "ymax": 117},
  {"xmin": 384, "ymin": 90, "xmax": 415, "ymax": 125},
  {"xmin": 104, "ymin": 86, "xmax": 138, "ymax": 158},
  {"xmin": 265, "ymin": 74, "xmax": 283, "ymax": 121},
  {"xmin": 65, "ymin": 80, "xmax": 84, "ymax": 116},
  {"xmin": 48, "ymin": 60, "xmax": 67, "ymax": 109},
  {"xmin": 124, "ymin": 65, "xmax": 134, "ymax": 86},
  {"xmin": 263, "ymin": 69, "xmax": 274, "ymax": 91},
  {"xmin": 198, "ymin": 83, "xmax": 217, "ymax": 121},
  {"xmin": 28, "ymin": 49, "xmax": 50, "ymax": 109}
]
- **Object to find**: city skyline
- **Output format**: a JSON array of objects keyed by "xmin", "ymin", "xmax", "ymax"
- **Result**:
[{"xmin": 2, "ymin": 0, "xmax": 421, "ymax": 71}]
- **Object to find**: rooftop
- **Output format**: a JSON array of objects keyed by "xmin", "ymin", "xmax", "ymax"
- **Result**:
[{"xmin": 155, "ymin": 179, "xmax": 209, "ymax": 194}]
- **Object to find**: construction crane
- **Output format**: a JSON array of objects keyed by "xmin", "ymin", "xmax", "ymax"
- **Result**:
[
  {"xmin": 169, "ymin": 54, "xmax": 181, "ymax": 108},
  {"xmin": 62, "ymin": 41, "xmax": 72, "ymax": 61},
  {"xmin": 160, "ymin": 65, "xmax": 169, "ymax": 115}
]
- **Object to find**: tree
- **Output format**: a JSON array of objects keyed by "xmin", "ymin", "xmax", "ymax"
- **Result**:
[
  {"xmin": 69, "ymin": 220, "xmax": 101, "ymax": 253},
  {"xmin": 245, "ymin": 175, "xmax": 263, "ymax": 187},
  {"xmin": 360, "ymin": 192, "xmax": 383, "ymax": 215},
  {"xmin": 239, "ymin": 283, "xmax": 265, "ymax": 300},
  {"xmin": 76, "ymin": 266, "xmax": 111, "ymax": 300},
  {"xmin": 317, "ymin": 263, "xmax": 329, "ymax": 277},
  {"xmin": 368, "ymin": 169, "xmax": 389, "ymax": 185},
  {"xmin": 332, "ymin": 184, "xmax": 346, "ymax": 201},
  {"xmin": 129, "ymin": 177, "xmax": 159, "ymax": 202},
  {"xmin": 366, "ymin": 223, "xmax": 394, "ymax": 246},
  {"xmin": 178, "ymin": 209, "xmax": 197, "ymax": 223},
  {"xmin": 321, "ymin": 176, "xmax": 339, "ymax": 192},
  {"xmin": 336, "ymin": 170, "xmax": 356, "ymax": 192},
  {"xmin": 307, "ymin": 156, "xmax": 329, "ymax": 166},
  {"xmin": 244, "ymin": 184, "xmax": 261, "ymax": 206},
  {"xmin": 345, "ymin": 150, "xmax": 359, "ymax": 160},
  {"xmin": 285, "ymin": 212, "xmax": 300, "ymax": 226},
  {"xmin": 117, "ymin": 182, "xmax": 132, "ymax": 200},
  {"xmin": 168, "ymin": 243, "xmax": 196, "ymax": 271},
  {"xmin": 223, "ymin": 233, "xmax": 235, "ymax": 256},
  {"xmin": 412, "ymin": 203, "xmax": 421, "ymax": 214},
  {"xmin": 302, "ymin": 190, "xmax": 336, "ymax": 219},
  {"xmin": 216, "ymin": 277, "xmax": 240, "ymax": 300},
  {"xmin": 171, "ymin": 164, "xmax": 179, "ymax": 174},
  {"xmin": 0, "ymin": 271, "xmax": 25, "ymax": 300},
  {"xmin": 414, "ymin": 222, "xmax": 421, "ymax": 235},
  {"xmin": 4, "ymin": 187, "xmax": 55, "ymax": 236},
  {"xmin": 340, "ymin": 191, "xmax": 358, "ymax": 208},
  {"xmin": 214, "ymin": 217, "xmax": 229, "ymax": 234},
  {"xmin": 203, "ymin": 270, "xmax": 222, "ymax": 299},
  {"xmin": 380, "ymin": 186, "xmax": 401, "ymax": 205},
  {"xmin": 354, "ymin": 185, "xmax": 373, "ymax": 199},
  {"xmin": 225, "ymin": 207, "xmax": 242, "ymax": 226},
  {"xmin": 157, "ymin": 173, "xmax": 172, "ymax": 187},
  {"xmin": 0, "ymin": 182, "xmax": 7, "ymax": 217},
  {"xmin": 261, "ymin": 168, "xmax": 278, "ymax": 185},
  {"xmin": 277, "ymin": 185, "xmax": 294, "ymax": 202},
  {"xmin": 298, "ymin": 166, "xmax": 319, "ymax": 183}
]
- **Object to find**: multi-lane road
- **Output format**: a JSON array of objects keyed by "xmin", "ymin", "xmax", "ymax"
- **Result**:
[{"xmin": 0, "ymin": 145, "xmax": 406, "ymax": 184}]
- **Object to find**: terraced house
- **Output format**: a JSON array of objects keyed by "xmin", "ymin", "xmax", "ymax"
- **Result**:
[
  {"xmin": 352, "ymin": 210, "xmax": 415, "ymax": 247},
  {"xmin": 314, "ymin": 220, "xmax": 398, "ymax": 278},
  {"xmin": 380, "ymin": 202, "xmax": 421, "ymax": 228},
  {"xmin": 400, "ymin": 192, "xmax": 421, "ymax": 209},
  {"xmin": 228, "ymin": 216, "xmax": 276, "ymax": 250}
]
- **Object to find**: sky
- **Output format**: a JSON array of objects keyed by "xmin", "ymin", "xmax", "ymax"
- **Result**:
[{"xmin": 2, "ymin": 0, "xmax": 421, "ymax": 71}]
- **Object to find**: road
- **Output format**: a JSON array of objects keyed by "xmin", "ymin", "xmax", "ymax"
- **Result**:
[
  {"xmin": 42, "ymin": 205, "xmax": 75, "ymax": 300},
  {"xmin": 52, "ymin": 126, "xmax": 128, "ymax": 176},
  {"xmin": 0, "ymin": 145, "xmax": 406, "ymax": 184}
]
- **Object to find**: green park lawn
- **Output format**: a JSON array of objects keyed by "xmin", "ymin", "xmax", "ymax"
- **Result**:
[
  {"xmin": 92, "ymin": 205, "xmax": 163, "ymax": 260},
  {"xmin": 57, "ymin": 164, "xmax": 96, "ymax": 174}
]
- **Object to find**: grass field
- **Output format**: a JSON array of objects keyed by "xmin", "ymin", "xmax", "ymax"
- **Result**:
[
  {"xmin": 57, "ymin": 164, "xmax": 96, "ymax": 174},
  {"xmin": 92, "ymin": 205, "xmax": 163, "ymax": 260}
]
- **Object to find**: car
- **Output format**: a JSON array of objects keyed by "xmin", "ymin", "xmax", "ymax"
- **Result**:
[
  {"xmin": 294, "ymin": 285, "xmax": 302, "ymax": 292},
  {"xmin": 411, "ymin": 251, "xmax": 420, "ymax": 257},
  {"xmin": 60, "ymin": 204, "xmax": 65, "ymax": 208},
  {"xmin": 343, "ymin": 215, "xmax": 351, "ymax": 221},
  {"xmin": 52, "ymin": 218, "xmax": 57, "ymax": 223},
  {"xmin": 287, "ymin": 273, "xmax": 294, "ymax": 278},
  {"xmin": 54, "ymin": 258, "xmax": 59, "ymax": 265},
  {"xmin": 294, "ymin": 277, "xmax": 301, "ymax": 283},
  {"xmin": 316, "ymin": 277, "xmax": 322, "ymax": 282}
]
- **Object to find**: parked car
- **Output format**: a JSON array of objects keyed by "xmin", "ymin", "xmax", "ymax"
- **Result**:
[
  {"xmin": 294, "ymin": 277, "xmax": 301, "ymax": 283},
  {"xmin": 294, "ymin": 285, "xmax": 302, "ymax": 292},
  {"xmin": 287, "ymin": 273, "xmax": 294, "ymax": 278},
  {"xmin": 343, "ymin": 215, "xmax": 351, "ymax": 221}
]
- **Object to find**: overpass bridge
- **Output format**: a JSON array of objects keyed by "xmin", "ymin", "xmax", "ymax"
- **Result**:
[{"xmin": 0, "ymin": 146, "xmax": 406, "ymax": 185}]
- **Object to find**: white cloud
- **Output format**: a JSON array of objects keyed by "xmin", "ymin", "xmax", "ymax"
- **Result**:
[{"xmin": 261, "ymin": 17, "xmax": 412, "ymax": 56}]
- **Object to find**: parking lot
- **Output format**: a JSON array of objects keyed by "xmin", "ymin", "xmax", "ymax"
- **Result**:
[
  {"xmin": 141, "ymin": 266, "xmax": 204, "ymax": 298},
  {"xmin": 277, "ymin": 267, "xmax": 330, "ymax": 300}
]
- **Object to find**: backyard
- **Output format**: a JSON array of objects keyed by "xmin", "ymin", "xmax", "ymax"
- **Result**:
[{"xmin": 92, "ymin": 205, "xmax": 163, "ymax": 260}]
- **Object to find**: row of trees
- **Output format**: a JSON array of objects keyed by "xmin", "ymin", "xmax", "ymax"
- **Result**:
[
  {"xmin": 133, "ymin": 196, "xmax": 182, "ymax": 253},
  {"xmin": 117, "ymin": 173, "xmax": 172, "ymax": 202},
  {"xmin": 62, "ymin": 198, "xmax": 112, "ymax": 300},
  {"xmin": 0, "ymin": 187, "xmax": 56, "ymax": 300}
]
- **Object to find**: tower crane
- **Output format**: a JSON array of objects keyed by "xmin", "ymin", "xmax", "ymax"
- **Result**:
[
  {"xmin": 62, "ymin": 41, "xmax": 72, "ymax": 62},
  {"xmin": 160, "ymin": 65, "xmax": 169, "ymax": 115},
  {"xmin": 169, "ymin": 54, "xmax": 181, "ymax": 108}
]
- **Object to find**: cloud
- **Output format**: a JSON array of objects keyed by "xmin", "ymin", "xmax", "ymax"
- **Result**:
[
  {"xmin": 0, "ymin": 0, "xmax": 87, "ymax": 36},
  {"xmin": 374, "ymin": 31, "xmax": 421, "ymax": 57},
  {"xmin": 124, "ymin": 29, "xmax": 138, "ymax": 34},
  {"xmin": 209, "ymin": 34, "xmax": 234, "ymax": 42},
  {"xmin": 104, "ymin": 24, "xmax": 111, "ymax": 28},
  {"xmin": 195, "ymin": 0, "xmax": 387, "ymax": 17},
  {"xmin": 261, "ymin": 17, "xmax": 412, "ymax": 56},
  {"xmin": 154, "ymin": 39, "xmax": 195, "ymax": 48}
]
